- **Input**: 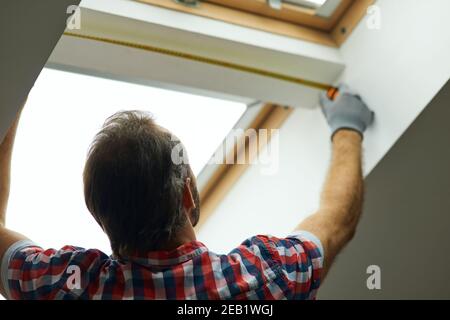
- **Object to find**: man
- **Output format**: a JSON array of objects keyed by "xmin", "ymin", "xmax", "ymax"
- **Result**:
[{"xmin": 0, "ymin": 84, "xmax": 373, "ymax": 300}]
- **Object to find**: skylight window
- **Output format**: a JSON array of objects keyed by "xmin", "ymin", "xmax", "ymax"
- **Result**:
[
  {"xmin": 138, "ymin": 0, "xmax": 365, "ymax": 46},
  {"xmin": 286, "ymin": 0, "xmax": 327, "ymax": 8},
  {"xmin": 7, "ymin": 68, "xmax": 246, "ymax": 254}
]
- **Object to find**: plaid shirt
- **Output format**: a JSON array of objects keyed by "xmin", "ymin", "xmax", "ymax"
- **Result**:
[{"xmin": 1, "ymin": 231, "xmax": 323, "ymax": 300}]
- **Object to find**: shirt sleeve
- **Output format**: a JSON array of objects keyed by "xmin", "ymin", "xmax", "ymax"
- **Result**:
[
  {"xmin": 285, "ymin": 230, "xmax": 324, "ymax": 298},
  {"xmin": 1, "ymin": 240, "xmax": 108, "ymax": 300},
  {"xmin": 239, "ymin": 231, "xmax": 324, "ymax": 300}
]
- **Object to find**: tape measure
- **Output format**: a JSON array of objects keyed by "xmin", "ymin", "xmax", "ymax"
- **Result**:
[
  {"xmin": 64, "ymin": 32, "xmax": 336, "ymax": 93},
  {"xmin": 326, "ymin": 86, "xmax": 340, "ymax": 100}
]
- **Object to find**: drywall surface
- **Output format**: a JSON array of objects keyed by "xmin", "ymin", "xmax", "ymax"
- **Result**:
[
  {"xmin": 198, "ymin": 0, "xmax": 450, "ymax": 298},
  {"xmin": 49, "ymin": 34, "xmax": 326, "ymax": 109},
  {"xmin": 339, "ymin": 0, "xmax": 450, "ymax": 174},
  {"xmin": 48, "ymin": 6, "xmax": 344, "ymax": 109},
  {"xmin": 0, "ymin": 0, "xmax": 80, "ymax": 142}
]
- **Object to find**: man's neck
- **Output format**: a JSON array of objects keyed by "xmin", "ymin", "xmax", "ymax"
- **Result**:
[{"xmin": 161, "ymin": 225, "xmax": 197, "ymax": 251}]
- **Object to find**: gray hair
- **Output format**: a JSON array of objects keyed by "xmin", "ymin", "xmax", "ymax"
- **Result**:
[{"xmin": 83, "ymin": 110, "xmax": 191, "ymax": 256}]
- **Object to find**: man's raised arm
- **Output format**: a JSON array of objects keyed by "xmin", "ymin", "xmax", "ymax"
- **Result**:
[
  {"xmin": 0, "ymin": 103, "xmax": 29, "ymax": 297},
  {"xmin": 297, "ymin": 85, "xmax": 374, "ymax": 279}
]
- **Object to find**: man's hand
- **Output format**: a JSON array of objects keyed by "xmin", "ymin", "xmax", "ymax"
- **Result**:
[
  {"xmin": 296, "ymin": 85, "xmax": 374, "ymax": 281},
  {"xmin": 320, "ymin": 84, "xmax": 374, "ymax": 139}
]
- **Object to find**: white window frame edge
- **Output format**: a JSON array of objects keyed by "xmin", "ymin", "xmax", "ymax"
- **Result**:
[{"xmin": 48, "ymin": 2, "xmax": 344, "ymax": 108}]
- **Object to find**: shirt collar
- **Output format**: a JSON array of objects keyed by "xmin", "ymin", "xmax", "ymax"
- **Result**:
[{"xmin": 120, "ymin": 241, "xmax": 209, "ymax": 266}]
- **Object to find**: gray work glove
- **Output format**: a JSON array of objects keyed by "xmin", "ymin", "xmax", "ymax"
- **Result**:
[{"xmin": 320, "ymin": 84, "xmax": 374, "ymax": 139}]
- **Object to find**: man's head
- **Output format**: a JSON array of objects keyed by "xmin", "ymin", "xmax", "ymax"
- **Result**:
[{"xmin": 83, "ymin": 111, "xmax": 200, "ymax": 256}]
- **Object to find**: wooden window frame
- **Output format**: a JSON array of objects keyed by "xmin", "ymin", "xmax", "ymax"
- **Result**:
[{"xmin": 136, "ymin": 0, "xmax": 374, "ymax": 47}]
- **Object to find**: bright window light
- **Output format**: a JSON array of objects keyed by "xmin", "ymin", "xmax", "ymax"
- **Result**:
[
  {"xmin": 285, "ymin": 0, "xmax": 327, "ymax": 9},
  {"xmin": 7, "ymin": 68, "xmax": 246, "ymax": 254},
  {"xmin": 305, "ymin": 0, "xmax": 327, "ymax": 5}
]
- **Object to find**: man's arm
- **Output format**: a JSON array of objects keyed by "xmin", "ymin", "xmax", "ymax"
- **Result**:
[
  {"xmin": 0, "ymin": 105, "xmax": 29, "ymax": 297},
  {"xmin": 297, "ymin": 85, "xmax": 374, "ymax": 279},
  {"xmin": 297, "ymin": 130, "xmax": 363, "ymax": 278}
]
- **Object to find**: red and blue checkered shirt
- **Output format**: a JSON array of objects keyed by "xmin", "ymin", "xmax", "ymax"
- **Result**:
[{"xmin": 1, "ymin": 231, "xmax": 323, "ymax": 300}]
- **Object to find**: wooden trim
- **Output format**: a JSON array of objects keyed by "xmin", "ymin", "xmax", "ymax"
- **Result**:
[
  {"xmin": 331, "ymin": 0, "xmax": 375, "ymax": 45},
  {"xmin": 136, "ymin": 0, "xmax": 336, "ymax": 47},
  {"xmin": 136, "ymin": 0, "xmax": 374, "ymax": 47},
  {"xmin": 206, "ymin": 0, "xmax": 353, "ymax": 32},
  {"xmin": 195, "ymin": 104, "xmax": 294, "ymax": 231}
]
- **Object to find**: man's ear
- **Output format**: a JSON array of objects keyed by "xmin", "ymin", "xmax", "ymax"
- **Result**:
[{"xmin": 182, "ymin": 178, "xmax": 196, "ymax": 214}]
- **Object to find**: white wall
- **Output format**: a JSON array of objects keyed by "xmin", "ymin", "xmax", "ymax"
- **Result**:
[
  {"xmin": 198, "ymin": 0, "xmax": 450, "ymax": 255},
  {"xmin": 340, "ymin": 0, "xmax": 450, "ymax": 173}
]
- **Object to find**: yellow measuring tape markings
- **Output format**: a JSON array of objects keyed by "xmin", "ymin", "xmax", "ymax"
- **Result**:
[{"xmin": 63, "ymin": 32, "xmax": 333, "ymax": 91}]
